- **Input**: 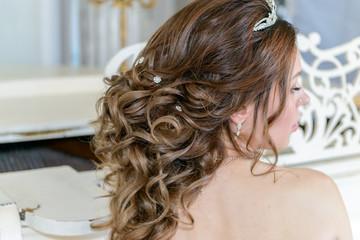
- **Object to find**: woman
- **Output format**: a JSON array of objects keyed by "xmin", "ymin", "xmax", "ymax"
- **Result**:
[{"xmin": 92, "ymin": 0, "xmax": 353, "ymax": 239}]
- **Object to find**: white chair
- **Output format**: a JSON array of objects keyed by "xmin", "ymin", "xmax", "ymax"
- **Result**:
[{"xmin": 104, "ymin": 42, "xmax": 147, "ymax": 78}]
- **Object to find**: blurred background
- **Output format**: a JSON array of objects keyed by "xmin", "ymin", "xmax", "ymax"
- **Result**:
[
  {"xmin": 2, "ymin": 0, "xmax": 360, "ymax": 71},
  {"xmin": 0, "ymin": 0, "xmax": 192, "ymax": 70}
]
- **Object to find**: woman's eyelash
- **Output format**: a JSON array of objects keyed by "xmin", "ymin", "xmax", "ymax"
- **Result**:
[{"xmin": 291, "ymin": 87, "xmax": 301, "ymax": 91}]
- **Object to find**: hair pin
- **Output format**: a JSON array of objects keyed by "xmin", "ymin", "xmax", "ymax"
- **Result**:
[
  {"xmin": 136, "ymin": 57, "xmax": 144, "ymax": 65},
  {"xmin": 153, "ymin": 76, "xmax": 162, "ymax": 83},
  {"xmin": 175, "ymin": 105, "xmax": 183, "ymax": 112}
]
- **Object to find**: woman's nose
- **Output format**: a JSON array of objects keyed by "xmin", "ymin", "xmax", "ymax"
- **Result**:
[{"xmin": 298, "ymin": 90, "xmax": 310, "ymax": 106}]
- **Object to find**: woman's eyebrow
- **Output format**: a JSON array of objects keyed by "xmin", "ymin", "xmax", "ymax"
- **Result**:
[{"xmin": 292, "ymin": 71, "xmax": 302, "ymax": 81}]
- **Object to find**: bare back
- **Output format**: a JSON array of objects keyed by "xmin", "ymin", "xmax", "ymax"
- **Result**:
[{"xmin": 173, "ymin": 160, "xmax": 353, "ymax": 240}]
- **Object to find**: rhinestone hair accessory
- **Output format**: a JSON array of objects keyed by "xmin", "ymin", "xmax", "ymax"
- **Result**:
[
  {"xmin": 175, "ymin": 105, "xmax": 183, "ymax": 112},
  {"xmin": 253, "ymin": 0, "xmax": 277, "ymax": 32},
  {"xmin": 135, "ymin": 56, "xmax": 162, "ymax": 83},
  {"xmin": 153, "ymin": 76, "xmax": 162, "ymax": 83},
  {"xmin": 137, "ymin": 57, "xmax": 144, "ymax": 65}
]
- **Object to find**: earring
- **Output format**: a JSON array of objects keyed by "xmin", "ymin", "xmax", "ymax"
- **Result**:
[{"xmin": 234, "ymin": 122, "xmax": 242, "ymax": 140}]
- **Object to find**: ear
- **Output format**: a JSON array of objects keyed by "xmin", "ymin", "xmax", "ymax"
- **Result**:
[{"xmin": 229, "ymin": 105, "xmax": 252, "ymax": 126}]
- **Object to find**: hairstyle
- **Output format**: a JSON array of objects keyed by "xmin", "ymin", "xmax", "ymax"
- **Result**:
[{"xmin": 92, "ymin": 0, "xmax": 297, "ymax": 239}]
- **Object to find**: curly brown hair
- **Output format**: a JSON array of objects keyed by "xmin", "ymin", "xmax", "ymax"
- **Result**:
[{"xmin": 92, "ymin": 0, "xmax": 297, "ymax": 239}]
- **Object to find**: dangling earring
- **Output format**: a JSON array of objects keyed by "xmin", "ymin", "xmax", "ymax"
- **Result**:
[{"xmin": 234, "ymin": 122, "xmax": 242, "ymax": 140}]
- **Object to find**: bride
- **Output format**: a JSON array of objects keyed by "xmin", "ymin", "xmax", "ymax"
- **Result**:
[{"xmin": 92, "ymin": 0, "xmax": 353, "ymax": 239}]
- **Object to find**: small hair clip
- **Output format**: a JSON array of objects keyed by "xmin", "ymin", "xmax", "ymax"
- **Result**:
[
  {"xmin": 153, "ymin": 76, "xmax": 162, "ymax": 83},
  {"xmin": 175, "ymin": 105, "xmax": 183, "ymax": 112},
  {"xmin": 136, "ymin": 57, "xmax": 144, "ymax": 65}
]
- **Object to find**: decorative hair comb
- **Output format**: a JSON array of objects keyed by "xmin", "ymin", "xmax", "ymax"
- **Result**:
[{"xmin": 253, "ymin": 0, "xmax": 277, "ymax": 32}]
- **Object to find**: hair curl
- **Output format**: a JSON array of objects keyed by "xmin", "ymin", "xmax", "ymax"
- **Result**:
[{"xmin": 92, "ymin": 0, "xmax": 297, "ymax": 239}]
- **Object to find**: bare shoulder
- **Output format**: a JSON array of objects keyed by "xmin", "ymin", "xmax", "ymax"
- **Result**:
[
  {"xmin": 274, "ymin": 166, "xmax": 353, "ymax": 239},
  {"xmin": 275, "ymin": 167, "xmax": 345, "ymax": 213},
  {"xmin": 276, "ymin": 166, "xmax": 336, "ymax": 189},
  {"xmin": 272, "ymin": 166, "xmax": 345, "ymax": 211},
  {"xmin": 279, "ymin": 167, "xmax": 345, "ymax": 201}
]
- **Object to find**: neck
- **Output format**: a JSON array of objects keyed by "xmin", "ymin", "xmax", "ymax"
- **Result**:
[{"xmin": 218, "ymin": 129, "xmax": 262, "ymax": 161}]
